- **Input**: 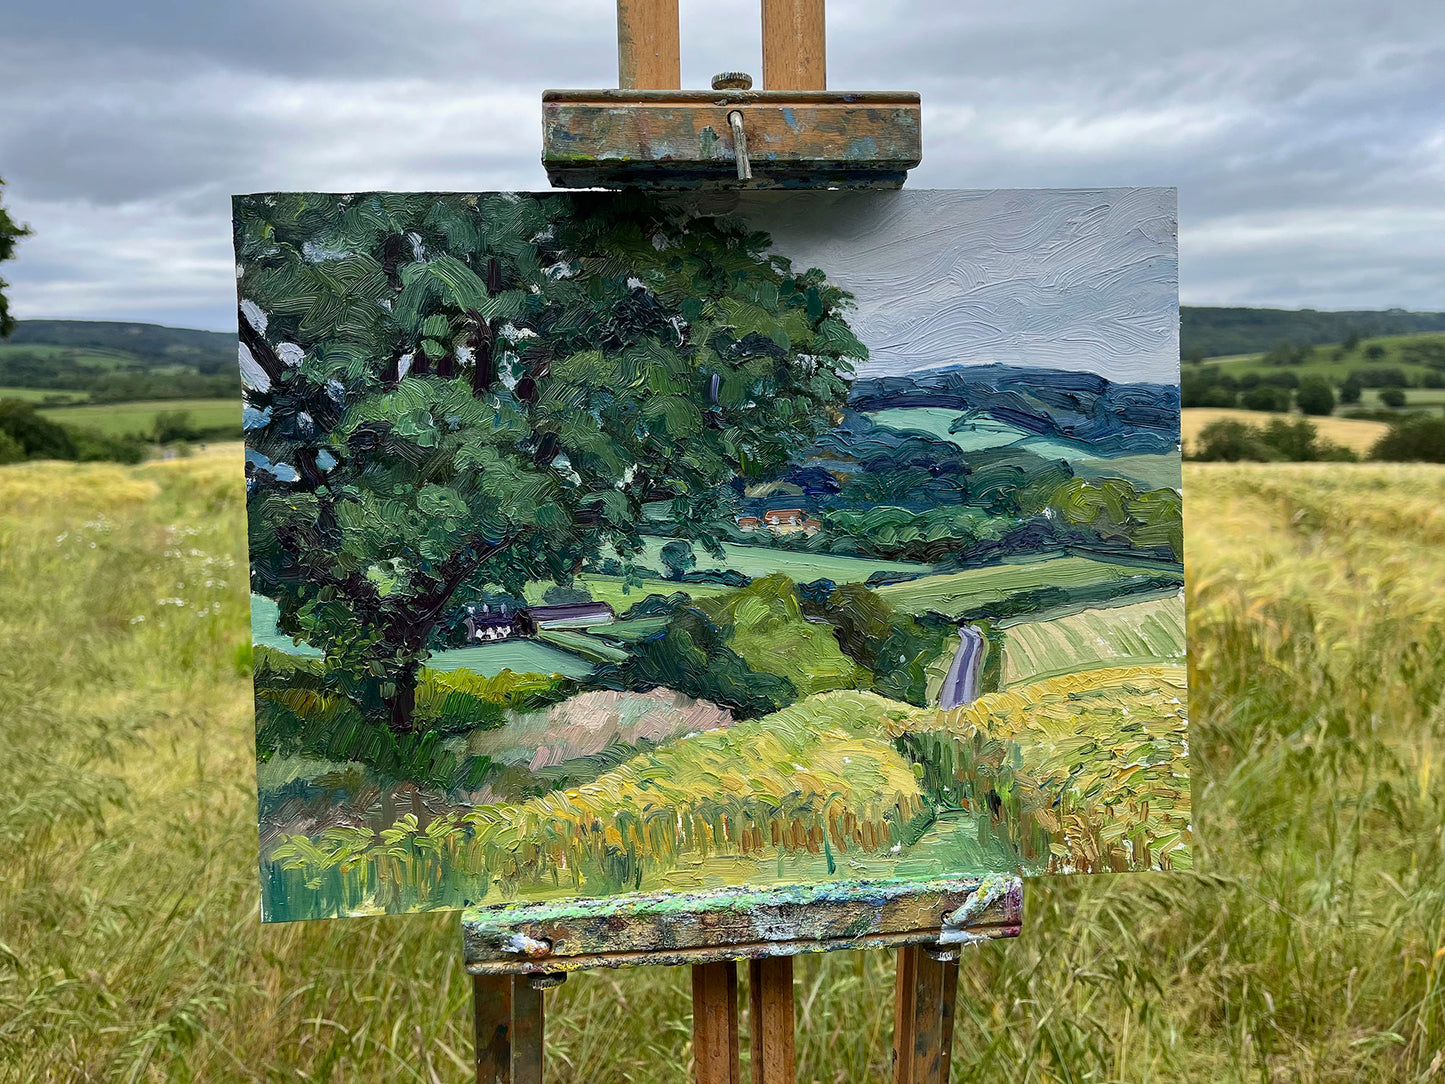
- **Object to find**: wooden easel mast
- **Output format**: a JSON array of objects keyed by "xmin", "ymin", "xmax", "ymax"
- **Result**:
[{"xmin": 471, "ymin": 5, "xmax": 1012, "ymax": 1082}]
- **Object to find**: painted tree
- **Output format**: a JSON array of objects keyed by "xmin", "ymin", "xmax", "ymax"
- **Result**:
[
  {"xmin": 659, "ymin": 539, "xmax": 697, "ymax": 581},
  {"xmin": 236, "ymin": 192, "xmax": 865, "ymax": 730}
]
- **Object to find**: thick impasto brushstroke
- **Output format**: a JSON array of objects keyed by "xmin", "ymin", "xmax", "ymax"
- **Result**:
[{"xmin": 234, "ymin": 188, "xmax": 1188, "ymax": 923}]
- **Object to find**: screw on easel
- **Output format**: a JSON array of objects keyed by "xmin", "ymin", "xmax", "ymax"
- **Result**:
[{"xmin": 726, "ymin": 111, "xmax": 752, "ymax": 181}]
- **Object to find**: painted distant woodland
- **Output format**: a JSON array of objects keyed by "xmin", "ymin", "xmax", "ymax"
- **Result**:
[{"xmin": 236, "ymin": 190, "xmax": 1188, "ymax": 922}]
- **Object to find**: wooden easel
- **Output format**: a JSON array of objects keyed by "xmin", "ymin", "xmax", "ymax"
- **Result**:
[{"xmin": 471, "ymin": 4, "xmax": 1020, "ymax": 1082}]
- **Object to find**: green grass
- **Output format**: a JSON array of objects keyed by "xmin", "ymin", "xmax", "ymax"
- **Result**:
[
  {"xmin": 6, "ymin": 447, "xmax": 1445, "ymax": 1080},
  {"xmin": 0, "ymin": 385, "xmax": 90, "ymax": 403},
  {"xmin": 877, "ymin": 554, "xmax": 1183, "ymax": 619},
  {"xmin": 1199, "ymin": 330, "xmax": 1445, "ymax": 386},
  {"xmin": 867, "ymin": 407, "xmax": 1033, "ymax": 451},
  {"xmin": 0, "ymin": 341, "xmax": 138, "ymax": 368},
  {"xmin": 37, "ymin": 397, "xmax": 241, "ymax": 438}
]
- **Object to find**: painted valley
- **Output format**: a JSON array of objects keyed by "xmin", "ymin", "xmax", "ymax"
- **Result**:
[{"xmin": 237, "ymin": 189, "xmax": 1188, "ymax": 921}]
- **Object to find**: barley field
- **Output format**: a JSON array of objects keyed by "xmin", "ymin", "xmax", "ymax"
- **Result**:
[{"xmin": 3, "ymin": 449, "xmax": 1445, "ymax": 1082}]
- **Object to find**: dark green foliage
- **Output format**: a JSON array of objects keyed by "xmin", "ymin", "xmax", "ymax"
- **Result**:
[
  {"xmin": 822, "ymin": 583, "xmax": 946, "ymax": 706},
  {"xmin": 1263, "ymin": 341, "xmax": 1313, "ymax": 367},
  {"xmin": 1191, "ymin": 417, "xmax": 1357, "ymax": 463},
  {"xmin": 1295, "ymin": 376, "xmax": 1336, "ymax": 416},
  {"xmin": 824, "ymin": 505, "xmax": 983, "ymax": 562},
  {"xmin": 1339, "ymin": 374, "xmax": 1363, "ymax": 404},
  {"xmin": 1242, "ymin": 385, "xmax": 1291, "ymax": 412},
  {"xmin": 1048, "ymin": 478, "xmax": 1185, "ymax": 561},
  {"xmin": 0, "ymin": 398, "xmax": 76, "ymax": 459},
  {"xmin": 237, "ymin": 192, "xmax": 863, "ymax": 731},
  {"xmin": 659, "ymin": 539, "xmax": 696, "ymax": 580},
  {"xmin": 1191, "ymin": 419, "xmax": 1275, "ymax": 461},
  {"xmin": 1379, "ymin": 387, "xmax": 1407, "ymax": 408},
  {"xmin": 1423, "ymin": 371, "xmax": 1445, "ymax": 388},
  {"xmin": 0, "ymin": 398, "xmax": 146, "ymax": 463},
  {"xmin": 5, "ymin": 319, "xmax": 235, "ymax": 369},
  {"xmin": 69, "ymin": 427, "xmax": 146, "ymax": 464},
  {"xmin": 1364, "ymin": 343, "xmax": 1387, "ymax": 361},
  {"xmin": 542, "ymin": 584, "xmax": 593, "ymax": 605},
  {"xmin": 1343, "ymin": 330, "xmax": 1362, "ymax": 351},
  {"xmin": 1370, "ymin": 415, "xmax": 1445, "ymax": 462},
  {"xmin": 0, "ymin": 348, "xmax": 237, "ymax": 399},
  {"xmin": 0, "ymin": 429, "xmax": 22, "ymax": 464},
  {"xmin": 1179, "ymin": 305, "xmax": 1445, "ymax": 358},
  {"xmin": 1400, "ymin": 339, "xmax": 1445, "ymax": 369},
  {"xmin": 592, "ymin": 604, "xmax": 796, "ymax": 718},
  {"xmin": 0, "ymin": 177, "xmax": 30, "ymax": 339},
  {"xmin": 1181, "ymin": 367, "xmax": 1237, "ymax": 407},
  {"xmin": 1349, "ymin": 366, "xmax": 1411, "ymax": 388},
  {"xmin": 151, "ymin": 410, "xmax": 203, "ymax": 443}
]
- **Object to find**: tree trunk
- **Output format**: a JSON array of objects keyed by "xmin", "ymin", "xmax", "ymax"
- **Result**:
[{"xmin": 385, "ymin": 671, "xmax": 419, "ymax": 733}]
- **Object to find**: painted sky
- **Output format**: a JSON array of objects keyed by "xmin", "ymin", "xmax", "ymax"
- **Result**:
[
  {"xmin": 0, "ymin": 0, "xmax": 1440, "ymax": 329},
  {"xmin": 721, "ymin": 189, "xmax": 1176, "ymax": 383}
]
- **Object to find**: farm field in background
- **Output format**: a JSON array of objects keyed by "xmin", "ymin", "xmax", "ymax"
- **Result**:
[
  {"xmin": 3, "ymin": 452, "xmax": 1442, "ymax": 1079},
  {"xmin": 1197, "ymin": 329, "xmax": 1445, "ymax": 384},
  {"xmin": 37, "ymin": 397, "xmax": 241, "ymax": 437},
  {"xmin": 1181, "ymin": 406, "xmax": 1388, "ymax": 455},
  {"xmin": 877, "ymin": 553, "xmax": 1182, "ymax": 619}
]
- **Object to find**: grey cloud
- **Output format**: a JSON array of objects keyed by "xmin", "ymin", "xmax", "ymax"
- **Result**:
[{"xmin": 0, "ymin": 0, "xmax": 1440, "ymax": 329}]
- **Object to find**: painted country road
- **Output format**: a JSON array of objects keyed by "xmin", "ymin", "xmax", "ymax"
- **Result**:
[{"xmin": 940, "ymin": 624, "xmax": 985, "ymax": 709}]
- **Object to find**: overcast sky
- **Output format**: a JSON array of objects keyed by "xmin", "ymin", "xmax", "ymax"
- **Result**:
[
  {"xmin": 1, "ymin": 0, "xmax": 1440, "ymax": 332},
  {"xmin": 716, "ymin": 188, "xmax": 1177, "ymax": 381}
]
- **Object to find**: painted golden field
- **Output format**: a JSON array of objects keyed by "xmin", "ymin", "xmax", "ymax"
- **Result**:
[{"xmin": 3, "ymin": 450, "xmax": 1445, "ymax": 1081}]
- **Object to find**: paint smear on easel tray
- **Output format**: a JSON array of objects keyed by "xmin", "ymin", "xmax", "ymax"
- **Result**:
[{"xmin": 235, "ymin": 188, "xmax": 1189, "ymax": 922}]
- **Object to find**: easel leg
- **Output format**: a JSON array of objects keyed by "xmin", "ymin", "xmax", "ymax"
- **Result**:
[
  {"xmin": 693, "ymin": 961, "xmax": 741, "ymax": 1084},
  {"xmin": 511, "ymin": 978, "xmax": 545, "ymax": 1084},
  {"xmin": 474, "ymin": 974, "xmax": 512, "ymax": 1084},
  {"xmin": 748, "ymin": 957, "xmax": 796, "ymax": 1084},
  {"xmin": 892, "ymin": 947, "xmax": 959, "ymax": 1084},
  {"xmin": 473, "ymin": 975, "xmax": 545, "ymax": 1084}
]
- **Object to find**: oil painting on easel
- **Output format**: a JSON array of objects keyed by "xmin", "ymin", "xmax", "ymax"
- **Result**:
[{"xmin": 238, "ymin": 189, "xmax": 1188, "ymax": 922}]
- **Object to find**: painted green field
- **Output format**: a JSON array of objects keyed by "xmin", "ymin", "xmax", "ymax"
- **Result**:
[
  {"xmin": 867, "ymin": 407, "xmax": 1033, "ymax": 451},
  {"xmin": 878, "ymin": 555, "xmax": 1183, "ymax": 619},
  {"xmin": 1073, "ymin": 452, "xmax": 1182, "ymax": 490},
  {"xmin": 1000, "ymin": 593, "xmax": 1187, "ymax": 686},
  {"xmin": 422, "ymin": 641, "xmax": 595, "ymax": 679},
  {"xmin": 536, "ymin": 628, "xmax": 631, "ymax": 664},
  {"xmin": 624, "ymin": 536, "xmax": 929, "ymax": 582},
  {"xmin": 38, "ymin": 397, "xmax": 240, "ymax": 437}
]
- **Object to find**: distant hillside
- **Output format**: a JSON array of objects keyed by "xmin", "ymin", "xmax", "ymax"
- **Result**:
[
  {"xmin": 1182, "ymin": 307, "xmax": 1445, "ymax": 359},
  {"xmin": 7, "ymin": 320, "xmax": 234, "ymax": 373}
]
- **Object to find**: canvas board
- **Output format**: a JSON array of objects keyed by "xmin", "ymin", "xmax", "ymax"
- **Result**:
[{"xmin": 236, "ymin": 189, "xmax": 1188, "ymax": 925}]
